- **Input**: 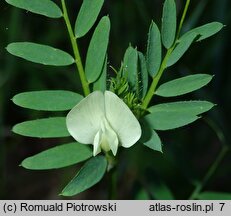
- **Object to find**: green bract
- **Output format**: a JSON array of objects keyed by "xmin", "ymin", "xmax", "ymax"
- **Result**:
[
  {"xmin": 123, "ymin": 46, "xmax": 138, "ymax": 90},
  {"xmin": 138, "ymin": 52, "xmax": 149, "ymax": 99}
]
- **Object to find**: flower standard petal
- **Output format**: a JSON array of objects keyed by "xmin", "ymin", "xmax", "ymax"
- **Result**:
[
  {"xmin": 104, "ymin": 91, "xmax": 142, "ymax": 148},
  {"xmin": 66, "ymin": 91, "xmax": 104, "ymax": 144}
]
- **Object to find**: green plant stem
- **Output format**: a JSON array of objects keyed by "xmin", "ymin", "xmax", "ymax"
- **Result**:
[
  {"xmin": 188, "ymin": 118, "xmax": 229, "ymax": 200},
  {"xmin": 188, "ymin": 145, "xmax": 229, "ymax": 200},
  {"xmin": 109, "ymin": 169, "xmax": 117, "ymax": 199},
  {"xmin": 176, "ymin": 0, "xmax": 191, "ymax": 39},
  {"xmin": 141, "ymin": 0, "xmax": 191, "ymax": 109},
  {"xmin": 61, "ymin": 0, "xmax": 90, "ymax": 96},
  {"xmin": 141, "ymin": 48, "xmax": 173, "ymax": 109}
]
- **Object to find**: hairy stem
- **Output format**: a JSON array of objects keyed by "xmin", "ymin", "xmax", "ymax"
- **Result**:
[
  {"xmin": 142, "ymin": 0, "xmax": 191, "ymax": 109},
  {"xmin": 61, "ymin": 0, "xmax": 90, "ymax": 96}
]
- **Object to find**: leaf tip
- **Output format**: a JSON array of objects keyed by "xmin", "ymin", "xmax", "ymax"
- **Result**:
[{"xmin": 59, "ymin": 190, "xmax": 69, "ymax": 197}]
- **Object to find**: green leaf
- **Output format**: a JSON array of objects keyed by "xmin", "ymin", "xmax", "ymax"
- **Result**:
[
  {"xmin": 75, "ymin": 0, "xmax": 104, "ymax": 38},
  {"xmin": 197, "ymin": 191, "xmax": 231, "ymax": 200},
  {"xmin": 149, "ymin": 177, "xmax": 174, "ymax": 200},
  {"xmin": 140, "ymin": 119, "xmax": 162, "ymax": 152},
  {"xmin": 180, "ymin": 22, "xmax": 224, "ymax": 42},
  {"xmin": 145, "ymin": 101, "xmax": 214, "ymax": 130},
  {"xmin": 5, "ymin": 0, "xmax": 62, "ymax": 18},
  {"xmin": 135, "ymin": 188, "xmax": 150, "ymax": 200},
  {"xmin": 13, "ymin": 117, "xmax": 70, "ymax": 138},
  {"xmin": 167, "ymin": 33, "xmax": 198, "ymax": 67},
  {"xmin": 143, "ymin": 130, "xmax": 163, "ymax": 153},
  {"xmin": 146, "ymin": 21, "xmax": 162, "ymax": 77},
  {"xmin": 146, "ymin": 112, "xmax": 199, "ymax": 131},
  {"xmin": 138, "ymin": 52, "xmax": 148, "ymax": 99},
  {"xmin": 93, "ymin": 56, "xmax": 107, "ymax": 92},
  {"xmin": 61, "ymin": 156, "xmax": 107, "ymax": 196},
  {"xmin": 85, "ymin": 16, "xmax": 110, "ymax": 83},
  {"xmin": 149, "ymin": 101, "xmax": 214, "ymax": 116},
  {"xmin": 21, "ymin": 142, "xmax": 92, "ymax": 170},
  {"xmin": 6, "ymin": 42, "xmax": 74, "ymax": 66},
  {"xmin": 155, "ymin": 74, "xmax": 213, "ymax": 97},
  {"xmin": 123, "ymin": 46, "xmax": 138, "ymax": 90},
  {"xmin": 12, "ymin": 90, "xmax": 83, "ymax": 111},
  {"xmin": 161, "ymin": 0, "xmax": 177, "ymax": 49}
]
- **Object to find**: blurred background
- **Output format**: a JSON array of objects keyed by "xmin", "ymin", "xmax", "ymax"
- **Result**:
[{"xmin": 0, "ymin": 0, "xmax": 230, "ymax": 199}]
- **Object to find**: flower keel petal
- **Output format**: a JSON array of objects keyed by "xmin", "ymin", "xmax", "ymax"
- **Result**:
[
  {"xmin": 101, "ymin": 117, "xmax": 119, "ymax": 156},
  {"xmin": 93, "ymin": 130, "xmax": 102, "ymax": 156}
]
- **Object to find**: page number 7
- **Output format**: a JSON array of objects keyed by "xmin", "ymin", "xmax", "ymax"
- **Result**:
[{"xmin": 219, "ymin": 203, "xmax": 225, "ymax": 211}]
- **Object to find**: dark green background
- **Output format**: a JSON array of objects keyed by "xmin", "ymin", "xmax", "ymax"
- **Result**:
[{"xmin": 0, "ymin": 0, "xmax": 230, "ymax": 199}]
